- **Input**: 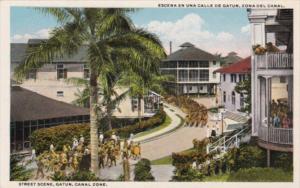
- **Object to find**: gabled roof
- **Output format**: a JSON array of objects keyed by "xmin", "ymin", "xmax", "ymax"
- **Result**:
[
  {"xmin": 162, "ymin": 42, "xmax": 217, "ymax": 62},
  {"xmin": 11, "ymin": 86, "xmax": 89, "ymax": 122},
  {"xmin": 11, "ymin": 42, "xmax": 89, "ymax": 64},
  {"xmin": 215, "ymin": 56, "xmax": 251, "ymax": 74}
]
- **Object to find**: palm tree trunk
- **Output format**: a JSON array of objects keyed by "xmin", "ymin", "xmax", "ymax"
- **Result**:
[
  {"xmin": 138, "ymin": 96, "xmax": 142, "ymax": 125},
  {"xmin": 90, "ymin": 70, "xmax": 99, "ymax": 175},
  {"xmin": 107, "ymin": 106, "xmax": 113, "ymax": 130}
]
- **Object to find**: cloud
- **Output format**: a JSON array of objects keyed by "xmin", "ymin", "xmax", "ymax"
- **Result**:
[
  {"xmin": 216, "ymin": 32, "xmax": 234, "ymax": 42},
  {"xmin": 143, "ymin": 13, "xmax": 250, "ymax": 57},
  {"xmin": 11, "ymin": 28, "xmax": 52, "ymax": 43},
  {"xmin": 241, "ymin": 24, "xmax": 250, "ymax": 34}
]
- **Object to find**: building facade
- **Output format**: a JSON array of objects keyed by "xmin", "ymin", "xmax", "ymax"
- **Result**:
[
  {"xmin": 11, "ymin": 39, "xmax": 160, "ymax": 119},
  {"xmin": 160, "ymin": 42, "xmax": 220, "ymax": 95},
  {"xmin": 248, "ymin": 9, "xmax": 293, "ymax": 165},
  {"xmin": 215, "ymin": 57, "xmax": 251, "ymax": 112}
]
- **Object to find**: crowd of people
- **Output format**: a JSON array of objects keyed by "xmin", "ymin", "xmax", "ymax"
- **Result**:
[
  {"xmin": 31, "ymin": 132, "xmax": 142, "ymax": 179},
  {"xmin": 271, "ymin": 99, "xmax": 292, "ymax": 128}
]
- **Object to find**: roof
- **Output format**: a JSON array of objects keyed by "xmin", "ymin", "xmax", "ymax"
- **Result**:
[
  {"xmin": 11, "ymin": 42, "xmax": 89, "ymax": 64},
  {"xmin": 215, "ymin": 56, "xmax": 251, "ymax": 74},
  {"xmin": 11, "ymin": 86, "xmax": 89, "ymax": 122},
  {"xmin": 162, "ymin": 42, "xmax": 217, "ymax": 61}
]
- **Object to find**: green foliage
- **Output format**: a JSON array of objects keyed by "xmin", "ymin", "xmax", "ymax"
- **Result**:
[
  {"xmin": 227, "ymin": 167, "xmax": 293, "ymax": 182},
  {"xmin": 224, "ymin": 145, "xmax": 266, "ymax": 172},
  {"xmin": 234, "ymin": 76, "xmax": 251, "ymax": 113},
  {"xmin": 134, "ymin": 158, "xmax": 155, "ymax": 181},
  {"xmin": 30, "ymin": 123, "xmax": 90, "ymax": 154},
  {"xmin": 172, "ymin": 167, "xmax": 204, "ymax": 181},
  {"xmin": 271, "ymin": 151, "xmax": 293, "ymax": 171},
  {"xmin": 105, "ymin": 107, "xmax": 166, "ymax": 138},
  {"xmin": 51, "ymin": 171, "xmax": 100, "ymax": 181},
  {"xmin": 10, "ymin": 155, "xmax": 32, "ymax": 181}
]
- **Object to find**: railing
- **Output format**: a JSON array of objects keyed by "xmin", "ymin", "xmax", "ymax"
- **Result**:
[
  {"xmin": 258, "ymin": 126, "xmax": 293, "ymax": 145},
  {"xmin": 255, "ymin": 53, "xmax": 293, "ymax": 69}
]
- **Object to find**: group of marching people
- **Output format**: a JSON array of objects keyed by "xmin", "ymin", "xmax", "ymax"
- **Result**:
[{"xmin": 32, "ymin": 132, "xmax": 141, "ymax": 179}]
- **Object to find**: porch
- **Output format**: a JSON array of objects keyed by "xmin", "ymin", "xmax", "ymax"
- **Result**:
[
  {"xmin": 258, "ymin": 126, "xmax": 293, "ymax": 145},
  {"xmin": 255, "ymin": 53, "xmax": 293, "ymax": 70}
]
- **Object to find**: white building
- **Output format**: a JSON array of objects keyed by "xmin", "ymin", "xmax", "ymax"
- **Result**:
[
  {"xmin": 215, "ymin": 57, "xmax": 251, "ymax": 112},
  {"xmin": 248, "ymin": 9, "xmax": 293, "ymax": 166},
  {"xmin": 11, "ymin": 39, "xmax": 160, "ymax": 119},
  {"xmin": 160, "ymin": 42, "xmax": 220, "ymax": 95}
]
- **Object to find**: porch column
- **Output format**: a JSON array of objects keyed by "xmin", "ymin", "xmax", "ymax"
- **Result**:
[
  {"xmin": 287, "ymin": 76, "xmax": 293, "ymax": 112},
  {"xmin": 262, "ymin": 76, "xmax": 272, "ymax": 126}
]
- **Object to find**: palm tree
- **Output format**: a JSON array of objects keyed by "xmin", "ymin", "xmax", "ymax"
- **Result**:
[{"xmin": 14, "ymin": 8, "xmax": 166, "ymax": 175}]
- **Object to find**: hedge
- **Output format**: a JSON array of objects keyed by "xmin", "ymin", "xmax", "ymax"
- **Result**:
[
  {"xmin": 105, "ymin": 107, "xmax": 166, "ymax": 138},
  {"xmin": 30, "ymin": 123, "xmax": 90, "ymax": 154},
  {"xmin": 227, "ymin": 167, "xmax": 293, "ymax": 182}
]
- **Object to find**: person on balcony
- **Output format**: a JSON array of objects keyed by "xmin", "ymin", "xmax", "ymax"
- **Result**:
[
  {"xmin": 282, "ymin": 114, "xmax": 290, "ymax": 128},
  {"xmin": 273, "ymin": 113, "xmax": 281, "ymax": 128}
]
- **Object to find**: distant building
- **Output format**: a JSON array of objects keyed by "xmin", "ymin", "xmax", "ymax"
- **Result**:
[
  {"xmin": 221, "ymin": 51, "xmax": 243, "ymax": 66},
  {"xmin": 11, "ymin": 39, "xmax": 160, "ymax": 119},
  {"xmin": 160, "ymin": 42, "xmax": 220, "ymax": 95},
  {"xmin": 215, "ymin": 56, "xmax": 251, "ymax": 112},
  {"xmin": 10, "ymin": 86, "xmax": 90, "ymax": 152}
]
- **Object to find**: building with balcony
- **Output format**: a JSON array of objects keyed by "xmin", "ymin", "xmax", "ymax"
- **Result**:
[
  {"xmin": 160, "ymin": 42, "xmax": 220, "ymax": 95},
  {"xmin": 248, "ymin": 9, "xmax": 293, "ymax": 166},
  {"xmin": 11, "ymin": 39, "xmax": 161, "ymax": 119}
]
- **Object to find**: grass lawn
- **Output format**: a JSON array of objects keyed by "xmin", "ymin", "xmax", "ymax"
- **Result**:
[
  {"xmin": 203, "ymin": 168, "xmax": 293, "ymax": 182},
  {"xmin": 134, "ymin": 115, "xmax": 172, "ymax": 138}
]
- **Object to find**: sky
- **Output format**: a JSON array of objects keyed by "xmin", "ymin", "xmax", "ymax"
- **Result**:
[{"xmin": 11, "ymin": 7, "xmax": 251, "ymax": 57}]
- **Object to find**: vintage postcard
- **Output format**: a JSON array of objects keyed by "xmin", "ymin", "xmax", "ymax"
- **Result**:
[{"xmin": 0, "ymin": 0, "xmax": 299, "ymax": 188}]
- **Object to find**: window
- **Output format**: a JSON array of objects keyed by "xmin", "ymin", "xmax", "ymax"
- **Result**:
[
  {"xmin": 223, "ymin": 91, "xmax": 226, "ymax": 103},
  {"xmin": 199, "ymin": 61, "xmax": 209, "ymax": 68},
  {"xmin": 57, "ymin": 64, "xmax": 67, "ymax": 79},
  {"xmin": 230, "ymin": 74, "xmax": 237, "ymax": 83},
  {"xmin": 178, "ymin": 70, "xmax": 188, "ymax": 81},
  {"xmin": 213, "ymin": 61, "xmax": 216, "ymax": 65},
  {"xmin": 83, "ymin": 64, "xmax": 89, "ymax": 79},
  {"xmin": 239, "ymin": 74, "xmax": 245, "ymax": 82},
  {"xmin": 57, "ymin": 91, "xmax": 64, "ymax": 97},
  {"xmin": 223, "ymin": 74, "xmax": 226, "ymax": 82},
  {"xmin": 280, "ymin": 76, "xmax": 286, "ymax": 83},
  {"xmin": 178, "ymin": 61, "xmax": 189, "ymax": 68},
  {"xmin": 213, "ymin": 72, "xmax": 216, "ymax": 79},
  {"xmin": 189, "ymin": 70, "xmax": 198, "ymax": 81},
  {"xmin": 240, "ymin": 93, "xmax": 244, "ymax": 108},
  {"xmin": 200, "ymin": 86, "xmax": 203, "ymax": 90},
  {"xmin": 232, "ymin": 91, "xmax": 236, "ymax": 105},
  {"xmin": 199, "ymin": 70, "xmax": 209, "ymax": 81},
  {"xmin": 26, "ymin": 69, "xmax": 37, "ymax": 79},
  {"xmin": 131, "ymin": 98, "xmax": 138, "ymax": 111},
  {"xmin": 189, "ymin": 61, "xmax": 199, "ymax": 68}
]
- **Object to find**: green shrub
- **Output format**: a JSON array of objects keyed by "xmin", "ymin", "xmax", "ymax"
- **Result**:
[
  {"xmin": 105, "ymin": 107, "xmax": 166, "ymax": 138},
  {"xmin": 134, "ymin": 158, "xmax": 155, "ymax": 181},
  {"xmin": 224, "ymin": 145, "xmax": 266, "ymax": 172},
  {"xmin": 271, "ymin": 151, "xmax": 293, "ymax": 171},
  {"xmin": 30, "ymin": 123, "xmax": 90, "ymax": 154},
  {"xmin": 10, "ymin": 155, "xmax": 32, "ymax": 181},
  {"xmin": 227, "ymin": 167, "xmax": 293, "ymax": 182},
  {"xmin": 51, "ymin": 171, "xmax": 100, "ymax": 181},
  {"xmin": 172, "ymin": 167, "xmax": 204, "ymax": 181}
]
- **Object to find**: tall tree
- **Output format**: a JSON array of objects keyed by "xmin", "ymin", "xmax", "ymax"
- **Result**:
[
  {"xmin": 235, "ymin": 75, "xmax": 251, "ymax": 113},
  {"xmin": 14, "ymin": 8, "xmax": 166, "ymax": 174}
]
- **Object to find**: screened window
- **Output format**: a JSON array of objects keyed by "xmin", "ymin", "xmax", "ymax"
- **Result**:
[
  {"xmin": 223, "ymin": 91, "xmax": 226, "ymax": 103},
  {"xmin": 199, "ymin": 61, "xmax": 209, "ymax": 68},
  {"xmin": 178, "ymin": 61, "xmax": 189, "ymax": 68},
  {"xmin": 189, "ymin": 70, "xmax": 198, "ymax": 81},
  {"xmin": 189, "ymin": 61, "xmax": 199, "ymax": 68},
  {"xmin": 57, "ymin": 64, "xmax": 67, "ymax": 79},
  {"xmin": 239, "ymin": 74, "xmax": 245, "ymax": 82},
  {"xmin": 83, "ymin": 64, "xmax": 89, "ymax": 79},
  {"xmin": 231, "ymin": 74, "xmax": 237, "ymax": 83},
  {"xmin": 178, "ymin": 70, "xmax": 188, "ymax": 81},
  {"xmin": 199, "ymin": 70, "xmax": 209, "ymax": 81},
  {"xmin": 223, "ymin": 74, "xmax": 226, "ymax": 82},
  {"xmin": 232, "ymin": 91, "xmax": 236, "ymax": 105}
]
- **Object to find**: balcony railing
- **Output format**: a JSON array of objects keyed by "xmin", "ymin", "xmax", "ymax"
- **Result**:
[
  {"xmin": 258, "ymin": 126, "xmax": 293, "ymax": 145},
  {"xmin": 255, "ymin": 53, "xmax": 293, "ymax": 69}
]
